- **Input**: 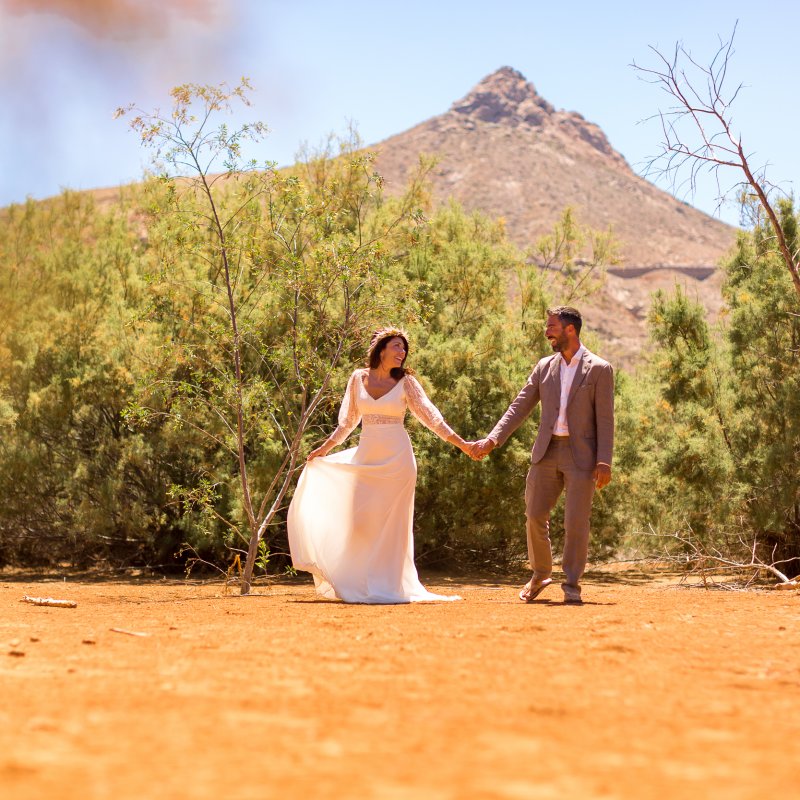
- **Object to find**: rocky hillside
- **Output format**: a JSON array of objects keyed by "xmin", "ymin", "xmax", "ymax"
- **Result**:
[
  {"xmin": 374, "ymin": 66, "xmax": 735, "ymax": 267},
  {"xmin": 372, "ymin": 68, "xmax": 737, "ymax": 366}
]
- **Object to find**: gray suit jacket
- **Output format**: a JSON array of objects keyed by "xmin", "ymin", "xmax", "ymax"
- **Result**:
[{"xmin": 489, "ymin": 348, "xmax": 614, "ymax": 471}]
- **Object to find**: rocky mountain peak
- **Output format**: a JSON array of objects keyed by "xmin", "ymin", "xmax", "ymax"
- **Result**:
[
  {"xmin": 450, "ymin": 66, "xmax": 555, "ymax": 126},
  {"xmin": 371, "ymin": 67, "xmax": 736, "ymax": 367},
  {"xmin": 448, "ymin": 67, "xmax": 624, "ymax": 165},
  {"xmin": 374, "ymin": 65, "xmax": 733, "ymax": 268}
]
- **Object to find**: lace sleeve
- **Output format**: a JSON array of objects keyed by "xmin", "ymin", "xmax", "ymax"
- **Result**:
[
  {"xmin": 327, "ymin": 369, "xmax": 363, "ymax": 447},
  {"xmin": 404, "ymin": 375, "xmax": 456, "ymax": 442}
]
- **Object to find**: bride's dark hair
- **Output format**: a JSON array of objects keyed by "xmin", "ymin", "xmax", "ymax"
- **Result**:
[{"xmin": 367, "ymin": 327, "xmax": 410, "ymax": 380}]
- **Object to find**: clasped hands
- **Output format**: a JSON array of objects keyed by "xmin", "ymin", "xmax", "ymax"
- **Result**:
[{"xmin": 461, "ymin": 437, "xmax": 495, "ymax": 461}]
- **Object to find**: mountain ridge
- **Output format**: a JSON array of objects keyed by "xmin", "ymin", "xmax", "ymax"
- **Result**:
[
  {"xmin": 370, "ymin": 67, "xmax": 736, "ymax": 366},
  {"xmin": 372, "ymin": 66, "xmax": 735, "ymax": 269}
]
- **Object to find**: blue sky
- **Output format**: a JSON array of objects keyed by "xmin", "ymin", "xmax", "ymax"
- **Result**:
[{"xmin": 1, "ymin": 0, "xmax": 797, "ymax": 226}]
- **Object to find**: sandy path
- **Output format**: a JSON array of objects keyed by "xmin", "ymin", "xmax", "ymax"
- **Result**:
[{"xmin": 2, "ymin": 572, "xmax": 799, "ymax": 799}]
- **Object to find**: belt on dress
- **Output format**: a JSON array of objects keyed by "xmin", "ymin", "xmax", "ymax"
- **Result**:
[
  {"xmin": 551, "ymin": 434, "xmax": 570, "ymax": 440},
  {"xmin": 362, "ymin": 414, "xmax": 404, "ymax": 426}
]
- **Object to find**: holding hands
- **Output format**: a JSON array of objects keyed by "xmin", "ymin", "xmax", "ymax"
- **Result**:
[
  {"xmin": 450, "ymin": 435, "xmax": 482, "ymax": 461},
  {"xmin": 469, "ymin": 438, "xmax": 496, "ymax": 460},
  {"xmin": 446, "ymin": 433, "xmax": 493, "ymax": 461},
  {"xmin": 451, "ymin": 437, "xmax": 495, "ymax": 461}
]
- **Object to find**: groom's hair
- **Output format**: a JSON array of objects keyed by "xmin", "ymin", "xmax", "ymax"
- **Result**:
[{"xmin": 547, "ymin": 306, "xmax": 582, "ymax": 335}]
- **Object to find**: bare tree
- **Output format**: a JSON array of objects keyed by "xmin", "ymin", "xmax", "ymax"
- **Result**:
[
  {"xmin": 632, "ymin": 23, "xmax": 800, "ymax": 300},
  {"xmin": 647, "ymin": 525, "xmax": 800, "ymax": 590},
  {"xmin": 118, "ymin": 81, "xmax": 425, "ymax": 594}
]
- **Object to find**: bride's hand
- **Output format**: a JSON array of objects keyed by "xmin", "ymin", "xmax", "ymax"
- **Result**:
[
  {"xmin": 307, "ymin": 444, "xmax": 330, "ymax": 461},
  {"xmin": 459, "ymin": 440, "xmax": 482, "ymax": 461}
]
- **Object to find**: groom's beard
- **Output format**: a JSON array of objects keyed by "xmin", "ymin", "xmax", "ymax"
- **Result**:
[{"xmin": 549, "ymin": 335, "xmax": 568, "ymax": 352}]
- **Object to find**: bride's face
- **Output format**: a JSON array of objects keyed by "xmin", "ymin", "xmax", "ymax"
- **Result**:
[{"xmin": 380, "ymin": 337, "xmax": 407, "ymax": 370}]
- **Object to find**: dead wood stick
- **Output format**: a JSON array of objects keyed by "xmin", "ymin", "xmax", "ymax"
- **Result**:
[{"xmin": 20, "ymin": 596, "xmax": 77, "ymax": 608}]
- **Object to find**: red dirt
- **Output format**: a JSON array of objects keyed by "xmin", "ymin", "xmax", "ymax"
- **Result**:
[{"xmin": 2, "ymin": 570, "xmax": 799, "ymax": 799}]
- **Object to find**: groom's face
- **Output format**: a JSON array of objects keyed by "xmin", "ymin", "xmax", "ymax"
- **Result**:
[{"xmin": 545, "ymin": 315, "xmax": 570, "ymax": 353}]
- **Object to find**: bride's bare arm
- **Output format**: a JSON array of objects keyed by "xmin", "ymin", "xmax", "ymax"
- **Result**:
[{"xmin": 307, "ymin": 370, "xmax": 363, "ymax": 460}]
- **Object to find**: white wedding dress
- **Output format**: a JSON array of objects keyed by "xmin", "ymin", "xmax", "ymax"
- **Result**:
[{"xmin": 288, "ymin": 369, "xmax": 462, "ymax": 604}]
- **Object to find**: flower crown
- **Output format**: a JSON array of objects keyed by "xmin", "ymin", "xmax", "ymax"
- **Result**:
[{"xmin": 367, "ymin": 326, "xmax": 410, "ymax": 360}]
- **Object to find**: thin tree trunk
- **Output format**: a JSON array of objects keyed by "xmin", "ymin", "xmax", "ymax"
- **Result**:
[{"xmin": 239, "ymin": 299, "xmax": 350, "ymax": 594}]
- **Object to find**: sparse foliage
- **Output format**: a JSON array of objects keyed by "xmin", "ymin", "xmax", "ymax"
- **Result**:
[
  {"xmin": 633, "ymin": 24, "xmax": 800, "ymax": 299},
  {"xmin": 0, "ymin": 82, "xmax": 627, "ymax": 577},
  {"xmin": 116, "ymin": 80, "xmax": 426, "ymax": 593},
  {"xmin": 611, "ymin": 205, "xmax": 800, "ymax": 584},
  {"xmin": 527, "ymin": 206, "xmax": 619, "ymax": 306}
]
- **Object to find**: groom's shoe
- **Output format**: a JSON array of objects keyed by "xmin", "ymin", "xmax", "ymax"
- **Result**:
[
  {"xmin": 562, "ymin": 585, "xmax": 583, "ymax": 605},
  {"xmin": 519, "ymin": 577, "xmax": 552, "ymax": 603}
]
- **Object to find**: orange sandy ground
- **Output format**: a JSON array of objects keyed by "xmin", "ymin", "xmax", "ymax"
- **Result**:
[{"xmin": 2, "ymin": 569, "xmax": 799, "ymax": 800}]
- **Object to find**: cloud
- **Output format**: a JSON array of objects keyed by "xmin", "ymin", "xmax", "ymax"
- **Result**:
[{"xmin": 2, "ymin": 0, "xmax": 219, "ymax": 40}]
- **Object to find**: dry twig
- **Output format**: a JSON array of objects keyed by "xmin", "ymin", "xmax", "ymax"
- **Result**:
[
  {"xmin": 109, "ymin": 628, "xmax": 150, "ymax": 637},
  {"xmin": 20, "ymin": 596, "xmax": 77, "ymax": 608}
]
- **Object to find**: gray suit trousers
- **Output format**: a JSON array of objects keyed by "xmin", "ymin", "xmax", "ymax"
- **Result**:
[{"xmin": 526, "ymin": 437, "xmax": 595, "ymax": 590}]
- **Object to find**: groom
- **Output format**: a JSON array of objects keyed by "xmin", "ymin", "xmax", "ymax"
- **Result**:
[{"xmin": 471, "ymin": 306, "xmax": 614, "ymax": 604}]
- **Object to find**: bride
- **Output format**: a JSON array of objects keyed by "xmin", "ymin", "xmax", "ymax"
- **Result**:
[{"xmin": 288, "ymin": 327, "xmax": 475, "ymax": 603}]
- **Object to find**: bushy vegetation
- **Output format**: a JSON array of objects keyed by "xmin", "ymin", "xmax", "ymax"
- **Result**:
[
  {"xmin": 607, "ymin": 199, "xmax": 800, "ymax": 570},
  {"xmin": 0, "ymin": 92, "xmax": 579, "ymax": 574},
  {"xmin": 0, "ymin": 176, "xmax": 561, "ymax": 572},
  {"xmin": 5, "ymin": 80, "xmax": 795, "ymax": 582}
]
